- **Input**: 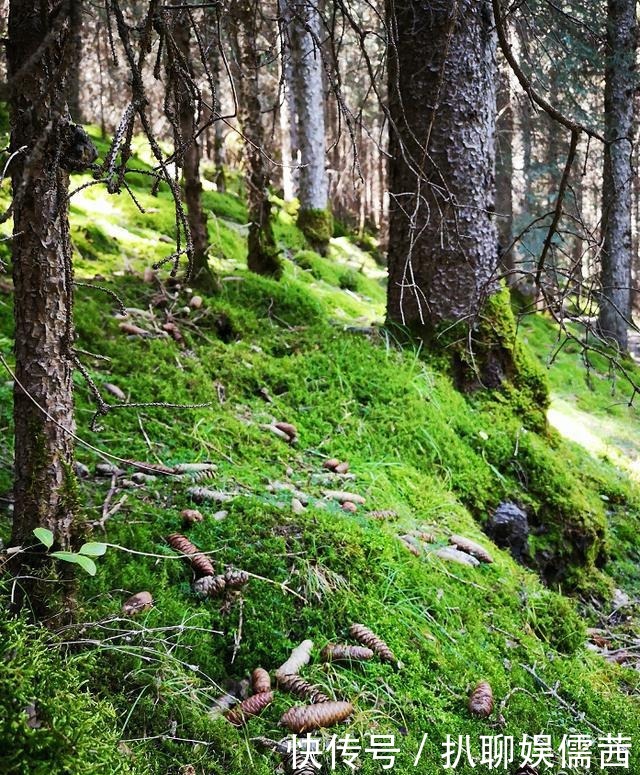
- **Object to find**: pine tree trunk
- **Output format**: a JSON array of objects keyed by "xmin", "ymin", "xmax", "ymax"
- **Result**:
[
  {"xmin": 599, "ymin": 0, "xmax": 637, "ymax": 350},
  {"xmin": 386, "ymin": 0, "xmax": 510, "ymax": 387},
  {"xmin": 278, "ymin": 7, "xmax": 298, "ymax": 202},
  {"xmin": 286, "ymin": 0, "xmax": 331, "ymax": 253},
  {"xmin": 7, "ymin": 2, "xmax": 78, "ymax": 557},
  {"xmin": 496, "ymin": 57, "xmax": 514, "ymax": 280},
  {"xmin": 170, "ymin": 4, "xmax": 217, "ymax": 293},
  {"xmin": 228, "ymin": 0, "xmax": 282, "ymax": 277}
]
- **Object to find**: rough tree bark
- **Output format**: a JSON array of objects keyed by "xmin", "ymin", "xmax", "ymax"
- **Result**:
[
  {"xmin": 386, "ymin": 0, "xmax": 512, "ymax": 388},
  {"xmin": 496, "ymin": 57, "xmax": 514, "ymax": 280},
  {"xmin": 598, "ymin": 0, "xmax": 637, "ymax": 351},
  {"xmin": 227, "ymin": 0, "xmax": 282, "ymax": 277},
  {"xmin": 278, "ymin": 5, "xmax": 299, "ymax": 202},
  {"xmin": 285, "ymin": 0, "xmax": 331, "ymax": 253},
  {"xmin": 168, "ymin": 4, "xmax": 217, "ymax": 293},
  {"xmin": 7, "ymin": 2, "xmax": 86, "ymax": 565}
]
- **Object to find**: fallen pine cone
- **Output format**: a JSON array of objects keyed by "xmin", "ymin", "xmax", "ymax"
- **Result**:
[
  {"xmin": 276, "ymin": 639, "xmax": 314, "ymax": 679},
  {"xmin": 274, "ymin": 421, "xmax": 297, "ymax": 442},
  {"xmin": 193, "ymin": 574, "xmax": 227, "ymax": 597},
  {"xmin": 323, "ymin": 458, "xmax": 341, "ymax": 471},
  {"xmin": 122, "ymin": 591, "xmax": 153, "ymax": 615},
  {"xmin": 449, "ymin": 534, "xmax": 493, "ymax": 563},
  {"xmin": 224, "ymin": 568, "xmax": 250, "ymax": 589},
  {"xmin": 251, "ymin": 667, "xmax": 271, "ymax": 694},
  {"xmin": 280, "ymin": 700, "xmax": 353, "ymax": 733},
  {"xmin": 367, "ymin": 509, "xmax": 397, "ymax": 520},
  {"xmin": 468, "ymin": 681, "xmax": 494, "ymax": 717},
  {"xmin": 187, "ymin": 486, "xmax": 234, "ymax": 503},
  {"xmin": 226, "ymin": 690, "xmax": 273, "ymax": 726},
  {"xmin": 334, "ymin": 462, "xmax": 350, "ymax": 474},
  {"xmin": 436, "ymin": 546, "xmax": 480, "ymax": 567},
  {"xmin": 399, "ymin": 534, "xmax": 422, "ymax": 556},
  {"xmin": 412, "ymin": 529, "xmax": 436, "ymax": 543},
  {"xmin": 342, "ymin": 501, "xmax": 357, "ymax": 513},
  {"xmin": 323, "ymin": 490, "xmax": 365, "ymax": 505},
  {"xmin": 167, "ymin": 533, "xmax": 214, "ymax": 577},
  {"xmin": 321, "ymin": 643, "xmax": 374, "ymax": 663},
  {"xmin": 349, "ymin": 623, "xmax": 400, "ymax": 668},
  {"xmin": 276, "ymin": 673, "xmax": 330, "ymax": 704},
  {"xmin": 119, "ymin": 321, "xmax": 149, "ymax": 337},
  {"xmin": 103, "ymin": 382, "xmax": 126, "ymax": 401},
  {"xmin": 162, "ymin": 321, "xmax": 184, "ymax": 345},
  {"xmin": 181, "ymin": 508, "xmax": 204, "ymax": 526}
]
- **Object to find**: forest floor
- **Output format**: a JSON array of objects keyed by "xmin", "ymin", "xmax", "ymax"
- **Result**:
[{"xmin": 0, "ymin": 128, "xmax": 639, "ymax": 774}]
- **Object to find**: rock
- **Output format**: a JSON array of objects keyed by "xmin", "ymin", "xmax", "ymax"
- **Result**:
[
  {"xmin": 212, "ymin": 510, "xmax": 228, "ymax": 521},
  {"xmin": 292, "ymin": 498, "xmax": 305, "ymax": 515},
  {"xmin": 485, "ymin": 501, "xmax": 529, "ymax": 562}
]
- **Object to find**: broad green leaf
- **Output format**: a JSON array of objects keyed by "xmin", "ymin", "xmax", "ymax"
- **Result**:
[
  {"xmin": 33, "ymin": 528, "xmax": 54, "ymax": 549},
  {"xmin": 51, "ymin": 551, "xmax": 81, "ymax": 565},
  {"xmin": 73, "ymin": 555, "xmax": 97, "ymax": 576},
  {"xmin": 79, "ymin": 542, "xmax": 107, "ymax": 557}
]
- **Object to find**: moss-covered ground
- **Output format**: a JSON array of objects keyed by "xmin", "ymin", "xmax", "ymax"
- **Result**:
[{"xmin": 0, "ymin": 128, "xmax": 639, "ymax": 774}]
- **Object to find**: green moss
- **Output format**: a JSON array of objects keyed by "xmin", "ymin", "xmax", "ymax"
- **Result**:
[
  {"xmin": 297, "ymin": 207, "xmax": 333, "ymax": 253},
  {"xmin": 526, "ymin": 589, "xmax": 586, "ymax": 654},
  {"xmin": 0, "ymin": 616, "xmax": 140, "ymax": 775}
]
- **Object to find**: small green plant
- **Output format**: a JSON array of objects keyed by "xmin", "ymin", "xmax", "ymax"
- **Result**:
[{"xmin": 33, "ymin": 528, "xmax": 106, "ymax": 576}]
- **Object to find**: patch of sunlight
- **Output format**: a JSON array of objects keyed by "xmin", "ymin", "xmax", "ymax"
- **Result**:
[
  {"xmin": 548, "ymin": 396, "xmax": 640, "ymax": 479},
  {"xmin": 329, "ymin": 237, "xmax": 386, "ymax": 279}
]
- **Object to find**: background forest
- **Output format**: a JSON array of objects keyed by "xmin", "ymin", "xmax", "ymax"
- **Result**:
[{"xmin": 0, "ymin": 1, "xmax": 640, "ymax": 774}]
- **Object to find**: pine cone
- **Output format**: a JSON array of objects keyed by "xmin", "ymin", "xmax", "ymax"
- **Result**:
[
  {"xmin": 321, "ymin": 643, "xmax": 374, "ymax": 663},
  {"xmin": 468, "ymin": 681, "xmax": 494, "ymax": 717},
  {"xmin": 349, "ymin": 623, "xmax": 399, "ymax": 668},
  {"xmin": 276, "ymin": 639, "xmax": 314, "ymax": 679},
  {"xmin": 251, "ymin": 667, "xmax": 271, "ymax": 694},
  {"xmin": 449, "ymin": 534, "xmax": 493, "ymax": 563},
  {"xmin": 226, "ymin": 690, "xmax": 273, "ymax": 727},
  {"xmin": 280, "ymin": 700, "xmax": 353, "ymax": 733},
  {"xmin": 193, "ymin": 574, "xmax": 227, "ymax": 597},
  {"xmin": 167, "ymin": 533, "xmax": 214, "ymax": 576},
  {"xmin": 367, "ymin": 509, "xmax": 397, "ymax": 520},
  {"xmin": 277, "ymin": 672, "xmax": 330, "ymax": 704},
  {"xmin": 224, "ymin": 568, "xmax": 250, "ymax": 589},
  {"xmin": 181, "ymin": 508, "xmax": 203, "ymax": 526}
]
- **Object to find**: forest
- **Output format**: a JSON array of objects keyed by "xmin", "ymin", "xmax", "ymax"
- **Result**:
[{"xmin": 0, "ymin": 0, "xmax": 639, "ymax": 773}]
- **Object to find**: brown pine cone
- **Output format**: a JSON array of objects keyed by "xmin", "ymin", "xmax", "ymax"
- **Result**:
[
  {"xmin": 349, "ymin": 623, "xmax": 399, "ymax": 667},
  {"xmin": 181, "ymin": 508, "xmax": 204, "ymax": 526},
  {"xmin": 193, "ymin": 575, "xmax": 227, "ymax": 597},
  {"xmin": 321, "ymin": 643, "xmax": 374, "ymax": 663},
  {"xmin": 468, "ymin": 680, "xmax": 494, "ymax": 717},
  {"xmin": 251, "ymin": 667, "xmax": 271, "ymax": 694},
  {"xmin": 281, "ymin": 700, "xmax": 353, "ymax": 733},
  {"xmin": 276, "ymin": 672, "xmax": 330, "ymax": 704},
  {"xmin": 167, "ymin": 533, "xmax": 214, "ymax": 576},
  {"xmin": 224, "ymin": 568, "xmax": 250, "ymax": 589},
  {"xmin": 449, "ymin": 534, "xmax": 493, "ymax": 563},
  {"xmin": 226, "ymin": 690, "xmax": 274, "ymax": 727},
  {"xmin": 275, "ymin": 639, "xmax": 314, "ymax": 679}
]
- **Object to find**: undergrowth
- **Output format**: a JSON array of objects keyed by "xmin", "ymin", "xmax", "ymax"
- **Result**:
[{"xmin": 0, "ymin": 131, "xmax": 639, "ymax": 774}]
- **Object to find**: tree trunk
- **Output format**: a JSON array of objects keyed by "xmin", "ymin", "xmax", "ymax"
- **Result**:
[
  {"xmin": 285, "ymin": 0, "xmax": 331, "ymax": 253},
  {"xmin": 227, "ymin": 0, "xmax": 282, "ymax": 277},
  {"xmin": 169, "ymin": 4, "xmax": 217, "ymax": 293},
  {"xmin": 496, "ymin": 56, "xmax": 514, "ymax": 280},
  {"xmin": 386, "ymin": 0, "xmax": 510, "ymax": 388},
  {"xmin": 7, "ymin": 3, "xmax": 78, "ymax": 566},
  {"xmin": 599, "ymin": 0, "xmax": 637, "ymax": 351},
  {"xmin": 278, "ymin": 7, "xmax": 299, "ymax": 202}
]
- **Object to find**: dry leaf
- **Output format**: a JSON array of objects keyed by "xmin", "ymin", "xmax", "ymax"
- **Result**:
[
  {"xmin": 349, "ymin": 623, "xmax": 400, "ymax": 668},
  {"xmin": 226, "ymin": 691, "xmax": 274, "ymax": 726},
  {"xmin": 251, "ymin": 667, "xmax": 271, "ymax": 694},
  {"xmin": 449, "ymin": 534, "xmax": 493, "ymax": 563},
  {"xmin": 321, "ymin": 643, "xmax": 374, "ymax": 662},
  {"xmin": 122, "ymin": 590, "xmax": 153, "ymax": 615},
  {"xmin": 468, "ymin": 681, "xmax": 494, "ymax": 717},
  {"xmin": 280, "ymin": 701, "xmax": 353, "ymax": 733}
]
